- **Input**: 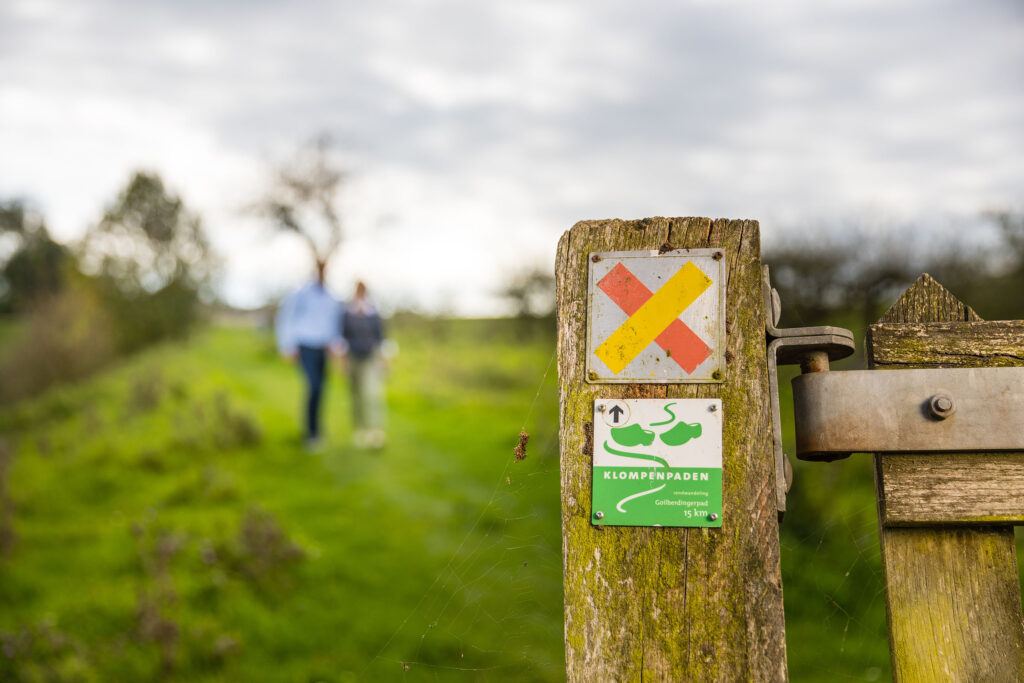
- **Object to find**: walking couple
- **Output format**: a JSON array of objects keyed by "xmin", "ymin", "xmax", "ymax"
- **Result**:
[{"xmin": 275, "ymin": 260, "xmax": 389, "ymax": 451}]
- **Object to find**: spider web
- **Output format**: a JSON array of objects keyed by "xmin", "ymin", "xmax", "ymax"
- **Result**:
[
  {"xmin": 359, "ymin": 351, "xmax": 564, "ymax": 681},
  {"xmin": 777, "ymin": 362, "xmax": 892, "ymax": 682},
  {"xmin": 358, "ymin": 352, "xmax": 1024, "ymax": 682}
]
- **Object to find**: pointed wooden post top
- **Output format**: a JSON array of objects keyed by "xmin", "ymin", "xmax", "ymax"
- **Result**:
[{"xmin": 878, "ymin": 273, "xmax": 980, "ymax": 324}]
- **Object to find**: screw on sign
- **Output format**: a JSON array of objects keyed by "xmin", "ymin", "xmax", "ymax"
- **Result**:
[{"xmin": 586, "ymin": 250, "xmax": 726, "ymax": 383}]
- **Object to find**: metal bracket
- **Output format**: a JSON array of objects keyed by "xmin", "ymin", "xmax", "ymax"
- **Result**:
[
  {"xmin": 765, "ymin": 269, "xmax": 1024, "ymax": 523},
  {"xmin": 794, "ymin": 366, "xmax": 1024, "ymax": 460},
  {"xmin": 765, "ymin": 270, "xmax": 1024, "ymax": 528},
  {"xmin": 763, "ymin": 267, "xmax": 856, "ymax": 515}
]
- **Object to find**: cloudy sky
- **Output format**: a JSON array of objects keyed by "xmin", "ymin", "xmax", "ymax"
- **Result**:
[{"xmin": 1, "ymin": 0, "xmax": 1022, "ymax": 313}]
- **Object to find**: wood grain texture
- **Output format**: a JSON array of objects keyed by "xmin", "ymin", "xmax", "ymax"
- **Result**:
[
  {"xmin": 869, "ymin": 321, "xmax": 1024, "ymax": 367},
  {"xmin": 869, "ymin": 273, "xmax": 1024, "ymax": 681},
  {"xmin": 556, "ymin": 217, "xmax": 786, "ymax": 681},
  {"xmin": 877, "ymin": 454, "xmax": 1024, "ymax": 524}
]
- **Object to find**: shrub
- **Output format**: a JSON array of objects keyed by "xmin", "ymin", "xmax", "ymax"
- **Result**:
[
  {"xmin": 0, "ymin": 286, "xmax": 114, "ymax": 405},
  {"xmin": 232, "ymin": 507, "xmax": 305, "ymax": 592}
]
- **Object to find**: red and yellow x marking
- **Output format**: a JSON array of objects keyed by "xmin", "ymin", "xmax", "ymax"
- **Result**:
[{"xmin": 595, "ymin": 262, "xmax": 712, "ymax": 374}]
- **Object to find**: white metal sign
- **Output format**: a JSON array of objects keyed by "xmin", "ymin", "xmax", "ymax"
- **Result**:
[
  {"xmin": 592, "ymin": 398, "xmax": 723, "ymax": 527},
  {"xmin": 586, "ymin": 249, "xmax": 725, "ymax": 383}
]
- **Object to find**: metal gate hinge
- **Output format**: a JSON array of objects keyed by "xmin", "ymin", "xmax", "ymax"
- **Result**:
[
  {"xmin": 793, "ymin": 365, "xmax": 1024, "ymax": 459},
  {"xmin": 765, "ymin": 268, "xmax": 1024, "ymax": 513},
  {"xmin": 763, "ymin": 267, "xmax": 856, "ymax": 516}
]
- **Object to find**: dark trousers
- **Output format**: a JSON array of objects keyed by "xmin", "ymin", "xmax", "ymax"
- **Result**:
[{"xmin": 298, "ymin": 345, "xmax": 326, "ymax": 439}]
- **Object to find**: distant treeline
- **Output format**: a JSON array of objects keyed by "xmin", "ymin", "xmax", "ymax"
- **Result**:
[
  {"xmin": 0, "ymin": 172, "xmax": 213, "ymax": 403},
  {"xmin": 765, "ymin": 212, "xmax": 1024, "ymax": 329},
  {"xmin": 4, "ymin": 199, "xmax": 1022, "ymax": 402},
  {"xmin": 501, "ymin": 212, "xmax": 1024, "ymax": 335}
]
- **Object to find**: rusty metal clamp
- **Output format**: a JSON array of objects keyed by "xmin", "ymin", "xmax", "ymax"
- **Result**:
[{"xmin": 763, "ymin": 267, "xmax": 856, "ymax": 515}]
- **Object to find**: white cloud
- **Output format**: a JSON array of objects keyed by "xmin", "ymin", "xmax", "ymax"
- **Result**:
[{"xmin": 0, "ymin": 0, "xmax": 1022, "ymax": 313}]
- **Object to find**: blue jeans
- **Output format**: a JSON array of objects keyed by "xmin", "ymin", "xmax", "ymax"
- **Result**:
[{"xmin": 298, "ymin": 345, "xmax": 326, "ymax": 439}]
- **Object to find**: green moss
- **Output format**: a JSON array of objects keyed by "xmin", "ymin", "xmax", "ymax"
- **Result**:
[{"xmin": 558, "ymin": 219, "xmax": 784, "ymax": 679}]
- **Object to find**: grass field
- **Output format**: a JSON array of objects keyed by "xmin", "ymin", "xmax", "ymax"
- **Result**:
[
  {"xmin": 4, "ymin": 316, "xmax": 1019, "ymax": 681},
  {"xmin": 0, "ymin": 319, "xmax": 564, "ymax": 681}
]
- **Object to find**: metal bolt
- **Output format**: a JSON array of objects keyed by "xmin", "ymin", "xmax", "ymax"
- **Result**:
[
  {"xmin": 708, "ymin": 404, "xmax": 718, "ymax": 412},
  {"xmin": 712, "ymin": 370, "xmax": 723, "ymax": 381},
  {"xmin": 799, "ymin": 350, "xmax": 830, "ymax": 374},
  {"xmin": 709, "ymin": 513, "xmax": 719, "ymax": 521},
  {"xmin": 929, "ymin": 393, "xmax": 956, "ymax": 420},
  {"xmin": 587, "ymin": 370, "xmax": 598, "ymax": 381},
  {"xmin": 591, "ymin": 254, "xmax": 602, "ymax": 262},
  {"xmin": 712, "ymin": 251, "xmax": 724, "ymax": 260},
  {"xmin": 595, "ymin": 511, "xmax": 605, "ymax": 520}
]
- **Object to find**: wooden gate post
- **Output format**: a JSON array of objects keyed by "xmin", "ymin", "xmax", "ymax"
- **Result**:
[
  {"xmin": 555, "ymin": 217, "xmax": 787, "ymax": 680},
  {"xmin": 867, "ymin": 274, "xmax": 1024, "ymax": 680}
]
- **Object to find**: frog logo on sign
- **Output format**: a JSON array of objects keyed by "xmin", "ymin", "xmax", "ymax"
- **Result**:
[{"xmin": 586, "ymin": 250, "xmax": 725, "ymax": 383}]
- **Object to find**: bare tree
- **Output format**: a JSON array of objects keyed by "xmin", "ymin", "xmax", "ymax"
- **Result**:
[{"xmin": 257, "ymin": 135, "xmax": 346, "ymax": 271}]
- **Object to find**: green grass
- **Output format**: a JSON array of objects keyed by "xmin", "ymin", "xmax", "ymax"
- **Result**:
[
  {"xmin": 0, "ymin": 319, "xmax": 563, "ymax": 681},
  {"xmin": 5, "ymin": 315, "xmax": 1018, "ymax": 681},
  {"xmin": 777, "ymin": 365, "xmax": 891, "ymax": 682}
]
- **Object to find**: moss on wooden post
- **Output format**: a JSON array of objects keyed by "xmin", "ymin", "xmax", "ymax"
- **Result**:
[
  {"xmin": 868, "ymin": 274, "xmax": 1024, "ymax": 681},
  {"xmin": 556, "ymin": 217, "xmax": 786, "ymax": 681}
]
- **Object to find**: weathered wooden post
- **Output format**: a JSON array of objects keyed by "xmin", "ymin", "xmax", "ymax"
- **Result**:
[
  {"xmin": 556, "ymin": 217, "xmax": 787, "ymax": 680},
  {"xmin": 867, "ymin": 276, "xmax": 1024, "ymax": 680},
  {"xmin": 790, "ymin": 273, "xmax": 1024, "ymax": 679}
]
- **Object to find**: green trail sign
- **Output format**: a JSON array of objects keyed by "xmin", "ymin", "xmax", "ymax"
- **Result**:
[{"xmin": 592, "ymin": 398, "xmax": 723, "ymax": 527}]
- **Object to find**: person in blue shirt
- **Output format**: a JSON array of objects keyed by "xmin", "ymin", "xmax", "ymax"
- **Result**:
[{"xmin": 275, "ymin": 260, "xmax": 344, "ymax": 449}]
